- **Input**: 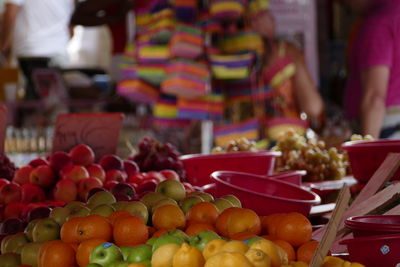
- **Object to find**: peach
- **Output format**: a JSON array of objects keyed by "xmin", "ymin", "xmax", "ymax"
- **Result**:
[
  {"xmin": 61, "ymin": 165, "xmax": 90, "ymax": 183},
  {"xmin": 13, "ymin": 166, "xmax": 34, "ymax": 185},
  {"xmin": 69, "ymin": 144, "xmax": 95, "ymax": 166},
  {"xmin": 49, "ymin": 151, "xmax": 73, "ymax": 171},
  {"xmin": 29, "ymin": 165, "xmax": 55, "ymax": 188},
  {"xmin": 53, "ymin": 179, "xmax": 78, "ymax": 202},
  {"xmin": 77, "ymin": 177, "xmax": 103, "ymax": 201},
  {"xmin": 86, "ymin": 164, "xmax": 106, "ymax": 183}
]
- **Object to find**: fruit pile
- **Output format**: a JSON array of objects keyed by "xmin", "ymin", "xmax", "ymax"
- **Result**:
[
  {"xmin": 211, "ymin": 138, "xmax": 258, "ymax": 154},
  {"xmin": 272, "ymin": 130, "xmax": 349, "ymax": 182}
]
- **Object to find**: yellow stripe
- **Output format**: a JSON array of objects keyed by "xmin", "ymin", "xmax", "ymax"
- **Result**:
[{"xmin": 270, "ymin": 64, "xmax": 296, "ymax": 88}]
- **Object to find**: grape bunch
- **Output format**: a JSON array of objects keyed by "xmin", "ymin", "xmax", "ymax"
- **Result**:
[
  {"xmin": 212, "ymin": 138, "xmax": 258, "ymax": 154},
  {"xmin": 350, "ymin": 134, "xmax": 374, "ymax": 141},
  {"xmin": 272, "ymin": 130, "xmax": 348, "ymax": 182},
  {"xmin": 129, "ymin": 137, "xmax": 186, "ymax": 178},
  {"xmin": 0, "ymin": 154, "xmax": 17, "ymax": 181}
]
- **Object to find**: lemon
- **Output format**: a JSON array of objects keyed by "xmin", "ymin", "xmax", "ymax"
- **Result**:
[
  {"xmin": 203, "ymin": 239, "xmax": 227, "ymax": 260},
  {"xmin": 250, "ymin": 239, "xmax": 281, "ymax": 267},
  {"xmin": 152, "ymin": 243, "xmax": 180, "ymax": 267},
  {"xmin": 322, "ymin": 256, "xmax": 345, "ymax": 267},
  {"xmin": 172, "ymin": 243, "xmax": 204, "ymax": 267},
  {"xmin": 350, "ymin": 263, "xmax": 365, "ymax": 267},
  {"xmin": 245, "ymin": 248, "xmax": 271, "ymax": 267},
  {"xmin": 221, "ymin": 240, "xmax": 249, "ymax": 254},
  {"xmin": 205, "ymin": 251, "xmax": 254, "ymax": 267},
  {"xmin": 276, "ymin": 244, "xmax": 289, "ymax": 265},
  {"xmin": 289, "ymin": 261, "xmax": 309, "ymax": 267}
]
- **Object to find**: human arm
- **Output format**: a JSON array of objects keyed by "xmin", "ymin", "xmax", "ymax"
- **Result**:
[
  {"xmin": 70, "ymin": 0, "xmax": 133, "ymax": 26},
  {"xmin": 0, "ymin": 3, "xmax": 20, "ymax": 61},
  {"xmin": 360, "ymin": 66, "xmax": 390, "ymax": 138}
]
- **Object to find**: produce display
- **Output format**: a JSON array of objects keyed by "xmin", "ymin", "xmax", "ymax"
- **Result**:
[
  {"xmin": 272, "ymin": 130, "xmax": 349, "ymax": 182},
  {"xmin": 211, "ymin": 138, "xmax": 258, "ymax": 153}
]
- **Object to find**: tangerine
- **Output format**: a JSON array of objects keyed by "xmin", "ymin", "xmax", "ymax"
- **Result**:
[
  {"xmin": 185, "ymin": 223, "xmax": 216, "ymax": 236},
  {"xmin": 215, "ymin": 207, "xmax": 242, "ymax": 237},
  {"xmin": 38, "ymin": 240, "xmax": 76, "ymax": 267},
  {"xmin": 296, "ymin": 240, "xmax": 319, "ymax": 264},
  {"xmin": 108, "ymin": 210, "xmax": 133, "ymax": 225},
  {"xmin": 113, "ymin": 215, "xmax": 149, "ymax": 247},
  {"xmin": 76, "ymin": 238, "xmax": 107, "ymax": 267},
  {"xmin": 229, "ymin": 231, "xmax": 257, "ymax": 241},
  {"xmin": 186, "ymin": 202, "xmax": 219, "ymax": 225},
  {"xmin": 75, "ymin": 214, "xmax": 113, "ymax": 243},
  {"xmin": 152, "ymin": 204, "xmax": 186, "ymax": 230},
  {"xmin": 275, "ymin": 213, "xmax": 312, "ymax": 247},
  {"xmin": 273, "ymin": 239, "xmax": 296, "ymax": 262},
  {"xmin": 60, "ymin": 217, "xmax": 82, "ymax": 243},
  {"xmin": 225, "ymin": 208, "xmax": 261, "ymax": 238}
]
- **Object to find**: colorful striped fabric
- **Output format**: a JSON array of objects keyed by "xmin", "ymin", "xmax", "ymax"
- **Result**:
[
  {"xmin": 209, "ymin": 53, "xmax": 254, "ymax": 80},
  {"xmin": 136, "ymin": 63, "xmax": 167, "ymax": 85},
  {"xmin": 117, "ymin": 79, "xmax": 159, "ymax": 104},
  {"xmin": 210, "ymin": 0, "xmax": 247, "ymax": 20},
  {"xmin": 214, "ymin": 118, "xmax": 259, "ymax": 147},
  {"xmin": 170, "ymin": 24, "xmax": 204, "ymax": 59},
  {"xmin": 219, "ymin": 31, "xmax": 264, "ymax": 55},
  {"xmin": 177, "ymin": 94, "xmax": 224, "ymax": 120},
  {"xmin": 136, "ymin": 43, "xmax": 171, "ymax": 62},
  {"xmin": 174, "ymin": 0, "xmax": 198, "ymax": 22}
]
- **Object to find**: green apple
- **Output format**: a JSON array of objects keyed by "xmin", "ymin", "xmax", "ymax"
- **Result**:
[
  {"xmin": 90, "ymin": 204, "xmax": 116, "ymax": 216},
  {"xmin": 126, "ymin": 244, "xmax": 152, "ymax": 263},
  {"xmin": 123, "ymin": 201, "xmax": 149, "ymax": 224},
  {"xmin": 21, "ymin": 242, "xmax": 43, "ymax": 267},
  {"xmin": 156, "ymin": 180, "xmax": 186, "ymax": 201},
  {"xmin": 49, "ymin": 207, "xmax": 71, "ymax": 226},
  {"xmin": 245, "ymin": 236, "xmax": 265, "ymax": 246},
  {"xmin": 179, "ymin": 196, "xmax": 203, "ymax": 214},
  {"xmin": 1, "ymin": 232, "xmax": 29, "ymax": 254},
  {"xmin": 152, "ymin": 234, "xmax": 184, "ymax": 252},
  {"xmin": 64, "ymin": 201, "xmax": 86, "ymax": 211},
  {"xmin": 221, "ymin": 194, "xmax": 242, "ymax": 207},
  {"xmin": 151, "ymin": 198, "xmax": 178, "ymax": 213},
  {"xmin": 196, "ymin": 192, "xmax": 214, "ymax": 202},
  {"xmin": 140, "ymin": 192, "xmax": 167, "ymax": 210},
  {"xmin": 112, "ymin": 201, "xmax": 129, "ymax": 211},
  {"xmin": 212, "ymin": 198, "xmax": 234, "ymax": 213},
  {"xmin": 0, "ymin": 253, "xmax": 21, "ymax": 267},
  {"xmin": 87, "ymin": 191, "xmax": 116, "ymax": 208},
  {"xmin": 110, "ymin": 260, "xmax": 130, "ymax": 267},
  {"xmin": 66, "ymin": 206, "xmax": 90, "ymax": 220},
  {"xmin": 138, "ymin": 259, "xmax": 151, "ymax": 266},
  {"xmin": 90, "ymin": 242, "xmax": 123, "ymax": 266},
  {"xmin": 24, "ymin": 219, "xmax": 40, "ymax": 241},
  {"xmin": 120, "ymin": 246, "xmax": 135, "ymax": 261},
  {"xmin": 188, "ymin": 230, "xmax": 221, "ymax": 251},
  {"xmin": 146, "ymin": 237, "xmax": 157, "ymax": 246},
  {"xmin": 165, "ymin": 229, "xmax": 189, "ymax": 242},
  {"xmin": 32, "ymin": 218, "xmax": 60, "ymax": 242}
]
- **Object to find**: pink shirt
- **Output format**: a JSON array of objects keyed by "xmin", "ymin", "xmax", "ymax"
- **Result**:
[{"xmin": 344, "ymin": 0, "xmax": 400, "ymax": 119}]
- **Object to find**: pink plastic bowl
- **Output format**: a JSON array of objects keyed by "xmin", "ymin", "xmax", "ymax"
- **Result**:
[
  {"xmin": 345, "ymin": 215, "xmax": 400, "ymax": 237},
  {"xmin": 180, "ymin": 151, "xmax": 281, "ymax": 186},
  {"xmin": 341, "ymin": 139, "xmax": 400, "ymax": 183},
  {"xmin": 210, "ymin": 171, "xmax": 320, "ymax": 216},
  {"xmin": 340, "ymin": 234, "xmax": 400, "ymax": 266}
]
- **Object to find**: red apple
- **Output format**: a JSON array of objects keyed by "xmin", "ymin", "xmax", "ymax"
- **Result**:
[
  {"xmin": 59, "ymin": 164, "xmax": 74, "ymax": 178},
  {"xmin": 147, "ymin": 171, "xmax": 166, "ymax": 183},
  {"xmin": 20, "ymin": 203, "xmax": 42, "ymax": 220},
  {"xmin": 0, "ymin": 178, "xmax": 10, "ymax": 190},
  {"xmin": 13, "ymin": 166, "xmax": 34, "ymax": 185},
  {"xmin": 128, "ymin": 182, "xmax": 139, "ymax": 192},
  {"xmin": 0, "ymin": 217, "xmax": 25, "ymax": 234},
  {"xmin": 127, "ymin": 173, "xmax": 146, "ymax": 185},
  {"xmin": 136, "ymin": 178, "xmax": 158, "ymax": 194},
  {"xmin": 77, "ymin": 177, "xmax": 103, "ymax": 201},
  {"xmin": 123, "ymin": 160, "xmax": 140, "ymax": 176},
  {"xmin": 105, "ymin": 169, "xmax": 127, "ymax": 183},
  {"xmin": 49, "ymin": 151, "xmax": 73, "ymax": 172},
  {"xmin": 27, "ymin": 206, "xmax": 51, "ymax": 221},
  {"xmin": 28, "ymin": 158, "xmax": 48, "ymax": 167},
  {"xmin": 29, "ymin": 165, "xmax": 55, "ymax": 187},
  {"xmin": 160, "ymin": 170, "xmax": 180, "ymax": 181},
  {"xmin": 113, "ymin": 193, "xmax": 132, "ymax": 201},
  {"xmin": 53, "ymin": 179, "xmax": 78, "ymax": 202},
  {"xmin": 110, "ymin": 183, "xmax": 136, "ymax": 199},
  {"xmin": 61, "ymin": 165, "xmax": 90, "ymax": 183},
  {"xmin": 86, "ymin": 164, "xmax": 106, "ymax": 183},
  {"xmin": 99, "ymin": 154, "xmax": 123, "ymax": 171},
  {"xmin": 69, "ymin": 144, "xmax": 95, "ymax": 166},
  {"xmin": 0, "ymin": 183, "xmax": 22, "ymax": 205},
  {"xmin": 104, "ymin": 180, "xmax": 119, "ymax": 191},
  {"xmin": 3, "ymin": 202, "xmax": 25, "ymax": 219},
  {"xmin": 20, "ymin": 183, "xmax": 45, "ymax": 203}
]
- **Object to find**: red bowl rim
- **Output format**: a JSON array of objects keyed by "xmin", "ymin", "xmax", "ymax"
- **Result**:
[
  {"xmin": 341, "ymin": 139, "xmax": 400, "ymax": 149},
  {"xmin": 267, "ymin": 170, "xmax": 307, "ymax": 178},
  {"xmin": 210, "ymin": 170, "xmax": 321, "ymax": 205},
  {"xmin": 345, "ymin": 215, "xmax": 400, "ymax": 230},
  {"xmin": 340, "ymin": 233, "xmax": 400, "ymax": 245},
  {"xmin": 179, "ymin": 150, "xmax": 282, "ymax": 161}
]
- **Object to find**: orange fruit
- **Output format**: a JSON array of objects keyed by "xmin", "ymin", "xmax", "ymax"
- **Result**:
[
  {"xmin": 227, "ymin": 208, "xmax": 261, "ymax": 238},
  {"xmin": 113, "ymin": 215, "xmax": 149, "ymax": 246},
  {"xmin": 296, "ymin": 240, "xmax": 319, "ymax": 264},
  {"xmin": 262, "ymin": 213, "xmax": 286, "ymax": 237},
  {"xmin": 229, "ymin": 231, "xmax": 257, "ymax": 241},
  {"xmin": 186, "ymin": 202, "xmax": 219, "ymax": 225},
  {"xmin": 152, "ymin": 205, "xmax": 186, "ymax": 230},
  {"xmin": 76, "ymin": 238, "xmax": 107, "ymax": 267},
  {"xmin": 152, "ymin": 228, "xmax": 171, "ymax": 238},
  {"xmin": 273, "ymin": 239, "xmax": 296, "ymax": 262},
  {"xmin": 108, "ymin": 210, "xmax": 133, "ymax": 225},
  {"xmin": 38, "ymin": 240, "xmax": 76, "ymax": 267},
  {"xmin": 215, "ymin": 207, "xmax": 241, "ymax": 237},
  {"xmin": 185, "ymin": 223, "xmax": 217, "ymax": 236},
  {"xmin": 61, "ymin": 217, "xmax": 82, "ymax": 243},
  {"xmin": 275, "ymin": 212, "xmax": 312, "ymax": 247},
  {"xmin": 75, "ymin": 215, "xmax": 113, "ymax": 243}
]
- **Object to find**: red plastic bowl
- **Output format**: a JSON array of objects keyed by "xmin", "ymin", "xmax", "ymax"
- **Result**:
[
  {"xmin": 340, "ymin": 234, "xmax": 400, "ymax": 266},
  {"xmin": 266, "ymin": 170, "xmax": 306, "ymax": 186},
  {"xmin": 210, "ymin": 171, "xmax": 320, "ymax": 216},
  {"xmin": 341, "ymin": 139, "xmax": 400, "ymax": 183},
  {"xmin": 345, "ymin": 215, "xmax": 400, "ymax": 237},
  {"xmin": 180, "ymin": 151, "xmax": 281, "ymax": 186}
]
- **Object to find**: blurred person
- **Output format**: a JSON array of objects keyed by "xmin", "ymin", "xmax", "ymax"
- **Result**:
[
  {"xmin": 343, "ymin": 0, "xmax": 400, "ymax": 138},
  {"xmin": 0, "ymin": 0, "xmax": 75, "ymax": 67},
  {"xmin": 70, "ymin": 0, "xmax": 148, "ymax": 81},
  {"xmin": 247, "ymin": 1, "xmax": 325, "ymax": 139}
]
